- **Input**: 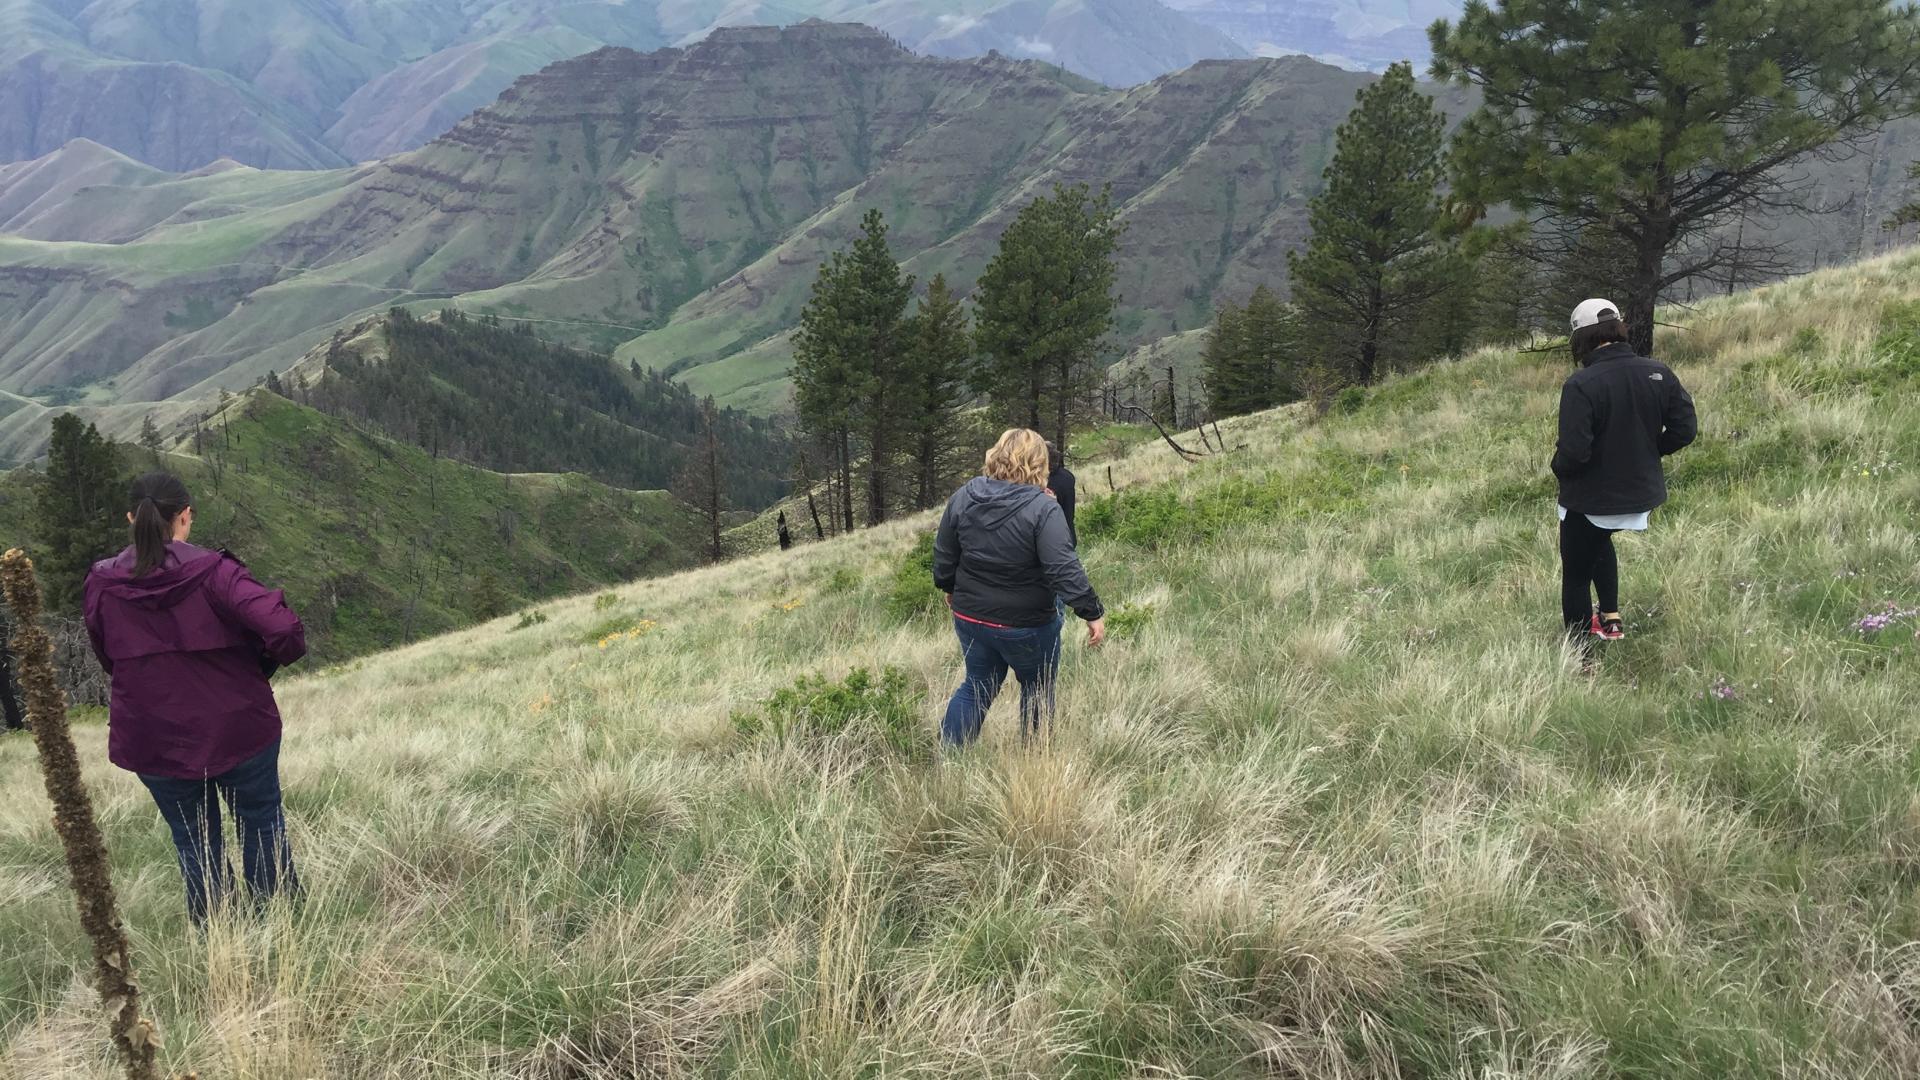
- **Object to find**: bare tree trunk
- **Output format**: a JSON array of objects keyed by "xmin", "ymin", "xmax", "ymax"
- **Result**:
[
  {"xmin": 1626, "ymin": 231, "xmax": 1664, "ymax": 357},
  {"xmin": 703, "ymin": 407, "xmax": 723, "ymax": 562},
  {"xmin": 797, "ymin": 448, "xmax": 826, "ymax": 539},
  {"xmin": 837, "ymin": 430, "xmax": 855, "ymax": 533}
]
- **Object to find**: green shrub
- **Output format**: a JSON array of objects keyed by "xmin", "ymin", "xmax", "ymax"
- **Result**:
[
  {"xmin": 510, "ymin": 610, "xmax": 549, "ymax": 632},
  {"xmin": 1331, "ymin": 385, "xmax": 1368, "ymax": 415},
  {"xmin": 821, "ymin": 565, "xmax": 861, "ymax": 594},
  {"xmin": 1105, "ymin": 602, "xmax": 1155, "ymax": 639},
  {"xmin": 886, "ymin": 533, "xmax": 944, "ymax": 622},
  {"xmin": 581, "ymin": 614, "xmax": 656, "ymax": 645},
  {"xmin": 1078, "ymin": 449, "xmax": 1382, "ymax": 549},
  {"xmin": 731, "ymin": 667, "xmax": 923, "ymax": 756},
  {"xmin": 593, "ymin": 593, "xmax": 620, "ymax": 611}
]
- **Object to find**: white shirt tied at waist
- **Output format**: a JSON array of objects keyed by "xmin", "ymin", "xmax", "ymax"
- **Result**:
[{"xmin": 1557, "ymin": 504, "xmax": 1651, "ymax": 531}]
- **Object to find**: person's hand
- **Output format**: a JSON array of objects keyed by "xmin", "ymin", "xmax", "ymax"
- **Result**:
[
  {"xmin": 1086, "ymin": 617, "xmax": 1106, "ymax": 649},
  {"xmin": 944, "ymin": 592, "xmax": 953, "ymax": 608}
]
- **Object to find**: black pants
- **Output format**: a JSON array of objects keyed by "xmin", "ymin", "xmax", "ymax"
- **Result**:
[
  {"xmin": 138, "ymin": 740, "xmax": 299, "ymax": 924},
  {"xmin": 1559, "ymin": 513, "xmax": 1619, "ymax": 630}
]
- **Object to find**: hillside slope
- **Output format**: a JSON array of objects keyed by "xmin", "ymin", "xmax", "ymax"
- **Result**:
[
  {"xmin": 0, "ymin": 389, "xmax": 710, "ymax": 662},
  {"xmin": 4, "ymin": 255, "xmax": 1918, "ymax": 1076}
]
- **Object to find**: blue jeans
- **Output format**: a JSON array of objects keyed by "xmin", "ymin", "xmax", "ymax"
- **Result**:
[
  {"xmin": 138, "ymin": 740, "xmax": 299, "ymax": 924},
  {"xmin": 942, "ymin": 614, "xmax": 1063, "ymax": 746}
]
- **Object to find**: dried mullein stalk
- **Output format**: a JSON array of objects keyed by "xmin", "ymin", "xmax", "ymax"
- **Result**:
[{"xmin": 1, "ymin": 548, "xmax": 163, "ymax": 1080}]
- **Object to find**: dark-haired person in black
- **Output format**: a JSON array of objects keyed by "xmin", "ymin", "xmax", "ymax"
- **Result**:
[
  {"xmin": 1046, "ymin": 441, "xmax": 1078, "ymax": 549},
  {"xmin": 1552, "ymin": 299, "xmax": 1697, "ymax": 643}
]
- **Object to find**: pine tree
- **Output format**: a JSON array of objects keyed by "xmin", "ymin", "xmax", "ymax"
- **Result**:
[
  {"xmin": 1288, "ymin": 62, "xmax": 1451, "ymax": 388},
  {"xmin": 791, "ymin": 209, "xmax": 913, "ymax": 530},
  {"xmin": 902, "ymin": 275, "xmax": 973, "ymax": 510},
  {"xmin": 137, "ymin": 415, "xmax": 164, "ymax": 465},
  {"xmin": 34, "ymin": 415, "xmax": 125, "ymax": 613},
  {"xmin": 1205, "ymin": 286, "xmax": 1304, "ymax": 418},
  {"xmin": 1432, "ymin": 0, "xmax": 1920, "ymax": 356},
  {"xmin": 974, "ymin": 183, "xmax": 1124, "ymax": 446},
  {"xmin": 1240, "ymin": 286, "xmax": 1301, "ymax": 410},
  {"xmin": 471, "ymin": 570, "xmax": 508, "ymax": 621},
  {"xmin": 1202, "ymin": 298, "xmax": 1249, "ymax": 417}
]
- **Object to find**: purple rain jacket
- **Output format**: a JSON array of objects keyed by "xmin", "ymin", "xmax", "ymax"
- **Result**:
[{"xmin": 83, "ymin": 541, "xmax": 307, "ymax": 779}]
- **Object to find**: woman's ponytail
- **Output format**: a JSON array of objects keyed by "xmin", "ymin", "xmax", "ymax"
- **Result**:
[{"xmin": 127, "ymin": 472, "xmax": 192, "ymax": 577}]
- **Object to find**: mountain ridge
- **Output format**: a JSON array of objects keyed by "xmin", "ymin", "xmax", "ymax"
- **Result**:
[
  {"xmin": 0, "ymin": 0, "xmax": 1251, "ymax": 172},
  {"xmin": 0, "ymin": 25, "xmax": 1382, "ymax": 454}
]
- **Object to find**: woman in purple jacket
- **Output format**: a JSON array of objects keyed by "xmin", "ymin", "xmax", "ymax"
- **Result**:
[{"xmin": 84, "ymin": 472, "xmax": 308, "ymax": 924}]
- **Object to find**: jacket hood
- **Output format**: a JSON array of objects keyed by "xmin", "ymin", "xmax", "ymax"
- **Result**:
[
  {"xmin": 962, "ymin": 476, "xmax": 1049, "ymax": 529},
  {"xmin": 90, "ymin": 542, "xmax": 224, "ymax": 610}
]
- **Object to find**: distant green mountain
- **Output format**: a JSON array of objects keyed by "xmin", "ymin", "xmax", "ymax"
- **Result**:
[
  {"xmin": 0, "ymin": 24, "xmax": 1379, "ymax": 455},
  {"xmin": 0, "ymin": 0, "xmax": 1247, "ymax": 171},
  {"xmin": 0, "ymin": 389, "xmax": 710, "ymax": 662}
]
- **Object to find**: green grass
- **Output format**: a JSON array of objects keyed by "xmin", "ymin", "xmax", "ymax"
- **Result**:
[{"xmin": 3, "ymin": 254, "xmax": 1920, "ymax": 1076}]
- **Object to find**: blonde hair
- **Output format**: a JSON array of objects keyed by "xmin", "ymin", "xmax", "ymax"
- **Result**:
[{"xmin": 983, "ymin": 428, "xmax": 1049, "ymax": 487}]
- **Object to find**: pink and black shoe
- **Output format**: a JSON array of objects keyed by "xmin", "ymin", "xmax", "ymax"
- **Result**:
[{"xmin": 1590, "ymin": 613, "xmax": 1626, "ymax": 641}]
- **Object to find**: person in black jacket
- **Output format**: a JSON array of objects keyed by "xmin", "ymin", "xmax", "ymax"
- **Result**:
[
  {"xmin": 934, "ymin": 428, "xmax": 1105, "ymax": 746},
  {"xmin": 1046, "ymin": 441, "xmax": 1078, "ymax": 548},
  {"xmin": 1552, "ymin": 299, "xmax": 1697, "ymax": 641}
]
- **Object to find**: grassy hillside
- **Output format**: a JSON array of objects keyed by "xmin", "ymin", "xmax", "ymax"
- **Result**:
[
  {"xmin": 0, "ymin": 390, "xmax": 709, "ymax": 662},
  {"xmin": 3, "ymin": 253, "xmax": 1920, "ymax": 1076}
]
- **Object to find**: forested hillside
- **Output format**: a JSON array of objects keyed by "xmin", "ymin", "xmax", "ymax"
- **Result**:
[
  {"xmin": 306, "ymin": 310, "xmax": 787, "ymax": 509},
  {"xmin": 0, "ymin": 390, "xmax": 711, "ymax": 662}
]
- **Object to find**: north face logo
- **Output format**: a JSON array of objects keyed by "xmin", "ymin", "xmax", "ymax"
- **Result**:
[{"xmin": 1649, "ymin": 373, "xmax": 1665, "ymax": 381}]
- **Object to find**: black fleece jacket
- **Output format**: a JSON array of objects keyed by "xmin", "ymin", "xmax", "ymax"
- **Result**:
[
  {"xmin": 1551, "ymin": 342, "xmax": 1697, "ymax": 515},
  {"xmin": 1047, "ymin": 466, "xmax": 1077, "ymax": 547},
  {"xmin": 933, "ymin": 477, "xmax": 1103, "ymax": 628}
]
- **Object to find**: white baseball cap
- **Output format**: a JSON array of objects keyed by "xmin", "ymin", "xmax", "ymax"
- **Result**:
[{"xmin": 1570, "ymin": 298, "xmax": 1622, "ymax": 332}]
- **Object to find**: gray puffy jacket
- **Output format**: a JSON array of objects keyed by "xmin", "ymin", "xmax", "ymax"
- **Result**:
[{"xmin": 933, "ymin": 476, "xmax": 1103, "ymax": 628}]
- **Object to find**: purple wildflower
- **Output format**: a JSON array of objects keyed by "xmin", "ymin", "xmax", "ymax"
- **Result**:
[
  {"xmin": 1708, "ymin": 676, "xmax": 1739, "ymax": 702},
  {"xmin": 1855, "ymin": 602, "xmax": 1918, "ymax": 635}
]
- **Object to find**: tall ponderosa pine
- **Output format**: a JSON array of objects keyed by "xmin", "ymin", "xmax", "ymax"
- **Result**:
[
  {"xmin": 35, "ymin": 415, "xmax": 124, "ymax": 613},
  {"xmin": 1288, "ymin": 62, "xmax": 1451, "ymax": 387},
  {"xmin": 1432, "ymin": 0, "xmax": 1920, "ymax": 356},
  {"xmin": 791, "ymin": 209, "xmax": 914, "ymax": 529},
  {"xmin": 974, "ymin": 183, "xmax": 1124, "ymax": 446},
  {"xmin": 903, "ymin": 275, "xmax": 973, "ymax": 510}
]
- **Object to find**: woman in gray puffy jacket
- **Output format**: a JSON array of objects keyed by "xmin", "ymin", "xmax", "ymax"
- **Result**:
[{"xmin": 932, "ymin": 428, "xmax": 1105, "ymax": 746}]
